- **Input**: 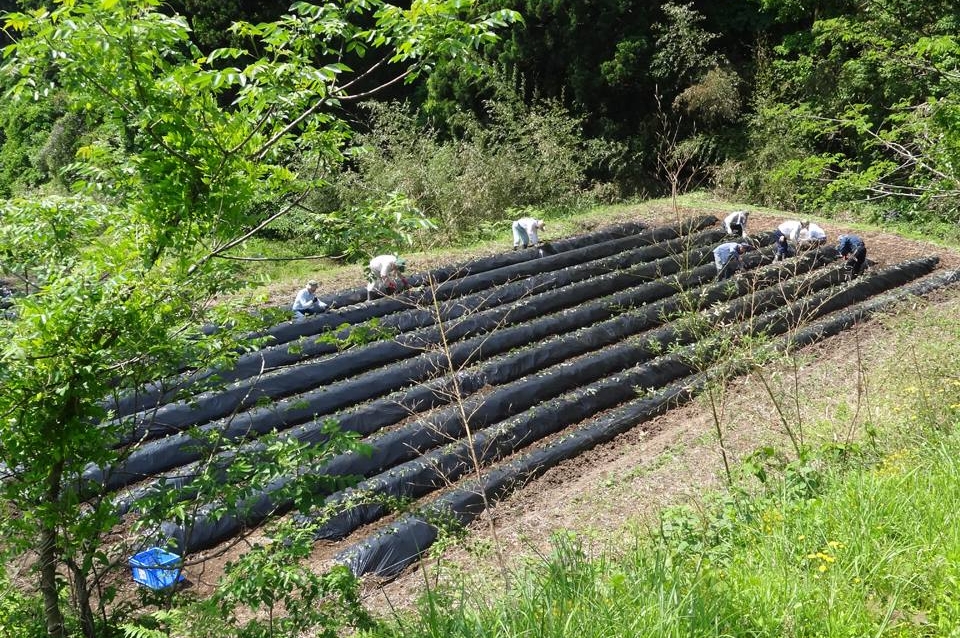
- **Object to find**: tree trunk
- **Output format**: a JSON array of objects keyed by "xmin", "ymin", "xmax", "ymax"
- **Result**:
[
  {"xmin": 40, "ymin": 460, "xmax": 65, "ymax": 638},
  {"xmin": 69, "ymin": 561, "xmax": 96, "ymax": 638}
]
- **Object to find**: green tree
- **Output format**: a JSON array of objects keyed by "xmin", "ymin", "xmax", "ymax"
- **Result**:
[
  {"xmin": 0, "ymin": 1, "xmax": 518, "ymax": 636},
  {"xmin": 0, "ymin": 91, "xmax": 60, "ymax": 196},
  {"xmin": 458, "ymin": 0, "xmax": 757, "ymax": 192},
  {"xmin": 740, "ymin": 0, "xmax": 960, "ymax": 231},
  {"xmin": 167, "ymin": 0, "xmax": 290, "ymax": 51},
  {"xmin": 478, "ymin": 0, "xmax": 659, "ymax": 141}
]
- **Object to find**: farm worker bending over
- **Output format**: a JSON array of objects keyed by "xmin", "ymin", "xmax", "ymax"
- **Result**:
[
  {"xmin": 291, "ymin": 280, "xmax": 328, "ymax": 319},
  {"xmin": 366, "ymin": 254, "xmax": 409, "ymax": 300},
  {"xmin": 512, "ymin": 217, "xmax": 545, "ymax": 250},
  {"xmin": 773, "ymin": 219, "xmax": 809, "ymax": 261},
  {"xmin": 723, "ymin": 210, "xmax": 749, "ymax": 237},
  {"xmin": 799, "ymin": 222, "xmax": 827, "ymax": 248},
  {"xmin": 836, "ymin": 234, "xmax": 867, "ymax": 278},
  {"xmin": 713, "ymin": 242, "xmax": 750, "ymax": 281}
]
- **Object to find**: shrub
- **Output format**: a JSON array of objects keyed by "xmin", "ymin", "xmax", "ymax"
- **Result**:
[
  {"xmin": 311, "ymin": 84, "xmax": 622, "ymax": 244},
  {"xmin": 0, "ymin": 95, "xmax": 62, "ymax": 197},
  {"xmin": 0, "ymin": 568, "xmax": 44, "ymax": 638},
  {"xmin": 263, "ymin": 190, "xmax": 435, "ymax": 261}
]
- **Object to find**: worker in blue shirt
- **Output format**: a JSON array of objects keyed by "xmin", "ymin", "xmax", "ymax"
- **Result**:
[
  {"xmin": 713, "ymin": 242, "xmax": 749, "ymax": 281},
  {"xmin": 836, "ymin": 234, "xmax": 867, "ymax": 278}
]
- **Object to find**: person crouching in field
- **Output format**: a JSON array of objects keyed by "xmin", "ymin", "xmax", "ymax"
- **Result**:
[
  {"xmin": 714, "ymin": 242, "xmax": 750, "ymax": 281},
  {"xmin": 512, "ymin": 217, "xmax": 545, "ymax": 250},
  {"xmin": 292, "ymin": 280, "xmax": 328, "ymax": 319},
  {"xmin": 798, "ymin": 222, "xmax": 827, "ymax": 249},
  {"xmin": 366, "ymin": 254, "xmax": 409, "ymax": 300},
  {"xmin": 773, "ymin": 219, "xmax": 809, "ymax": 261},
  {"xmin": 723, "ymin": 210, "xmax": 749, "ymax": 238},
  {"xmin": 836, "ymin": 234, "xmax": 867, "ymax": 279}
]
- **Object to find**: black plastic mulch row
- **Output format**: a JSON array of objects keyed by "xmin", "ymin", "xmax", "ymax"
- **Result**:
[
  {"xmin": 95, "ymin": 228, "xmax": 733, "ymax": 489},
  {"xmin": 112, "ymin": 226, "xmax": 728, "ymax": 442},
  {"xmin": 333, "ymin": 258, "xmax": 949, "ymax": 577},
  {"xmin": 153, "ymin": 246, "xmax": 846, "ymax": 552},
  {"xmin": 107, "ymin": 219, "xmax": 708, "ymax": 419}
]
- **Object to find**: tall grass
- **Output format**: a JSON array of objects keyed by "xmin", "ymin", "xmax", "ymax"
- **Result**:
[{"xmin": 263, "ymin": 79, "xmax": 625, "ymax": 256}]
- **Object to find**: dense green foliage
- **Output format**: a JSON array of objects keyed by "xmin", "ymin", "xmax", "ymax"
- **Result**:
[
  {"xmin": 0, "ymin": 1, "xmax": 518, "ymax": 636},
  {"xmin": 319, "ymin": 84, "xmax": 619, "ymax": 245},
  {"xmin": 738, "ymin": 0, "xmax": 960, "ymax": 235},
  {"xmin": 5, "ymin": 0, "xmax": 958, "ymax": 236}
]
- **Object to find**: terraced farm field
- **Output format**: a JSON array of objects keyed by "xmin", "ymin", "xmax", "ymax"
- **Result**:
[{"xmin": 100, "ymin": 211, "xmax": 960, "ymax": 594}]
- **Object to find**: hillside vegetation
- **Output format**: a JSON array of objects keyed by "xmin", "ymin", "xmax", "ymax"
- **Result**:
[
  {"xmin": 3, "ymin": 0, "xmax": 960, "ymax": 245},
  {"xmin": 1, "ymin": 0, "xmax": 959, "ymax": 636}
]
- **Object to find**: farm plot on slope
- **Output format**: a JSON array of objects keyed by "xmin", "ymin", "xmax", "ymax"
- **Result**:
[{"xmin": 97, "ymin": 215, "xmax": 959, "ymax": 582}]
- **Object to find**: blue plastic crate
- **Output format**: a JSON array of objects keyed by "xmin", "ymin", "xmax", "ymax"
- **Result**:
[{"xmin": 129, "ymin": 547, "xmax": 184, "ymax": 590}]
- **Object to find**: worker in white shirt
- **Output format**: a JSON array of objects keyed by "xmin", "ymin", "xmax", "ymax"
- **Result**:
[
  {"xmin": 723, "ymin": 210, "xmax": 749, "ymax": 237},
  {"xmin": 512, "ymin": 217, "xmax": 545, "ymax": 250},
  {"xmin": 291, "ymin": 280, "xmax": 328, "ymax": 319},
  {"xmin": 798, "ymin": 222, "xmax": 827, "ymax": 249},
  {"xmin": 773, "ymin": 219, "xmax": 809, "ymax": 261},
  {"xmin": 366, "ymin": 254, "xmax": 409, "ymax": 300}
]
